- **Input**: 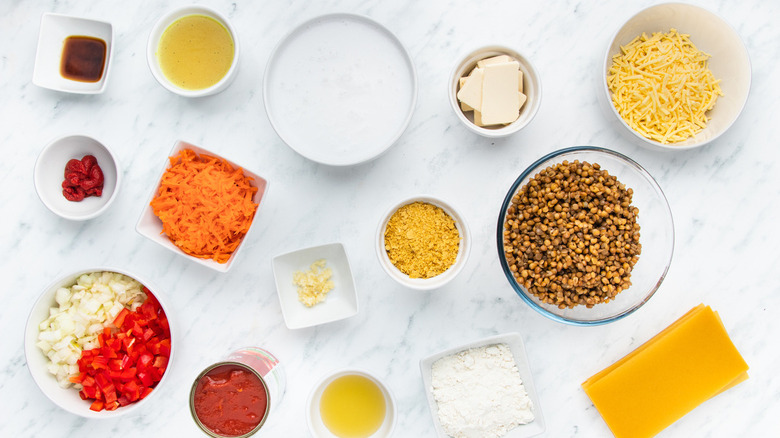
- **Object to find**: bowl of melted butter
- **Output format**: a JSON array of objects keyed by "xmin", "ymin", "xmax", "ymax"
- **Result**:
[{"xmin": 147, "ymin": 5, "xmax": 239, "ymax": 97}]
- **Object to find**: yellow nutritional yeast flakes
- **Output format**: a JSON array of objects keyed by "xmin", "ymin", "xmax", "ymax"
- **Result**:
[
  {"xmin": 294, "ymin": 259, "xmax": 334, "ymax": 307},
  {"xmin": 607, "ymin": 29, "xmax": 722, "ymax": 144},
  {"xmin": 384, "ymin": 202, "xmax": 460, "ymax": 279}
]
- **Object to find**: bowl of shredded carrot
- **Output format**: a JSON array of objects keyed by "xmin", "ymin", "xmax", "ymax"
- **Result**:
[{"xmin": 136, "ymin": 141, "xmax": 268, "ymax": 272}]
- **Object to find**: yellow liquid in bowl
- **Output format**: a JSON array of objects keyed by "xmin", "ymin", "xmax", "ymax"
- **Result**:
[
  {"xmin": 157, "ymin": 14, "xmax": 234, "ymax": 90},
  {"xmin": 319, "ymin": 375, "xmax": 386, "ymax": 438}
]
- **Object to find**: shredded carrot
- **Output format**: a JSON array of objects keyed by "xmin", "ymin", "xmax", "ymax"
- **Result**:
[{"xmin": 150, "ymin": 148, "xmax": 258, "ymax": 264}]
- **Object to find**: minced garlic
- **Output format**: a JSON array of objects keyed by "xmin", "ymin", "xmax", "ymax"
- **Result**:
[
  {"xmin": 293, "ymin": 259, "xmax": 334, "ymax": 307},
  {"xmin": 384, "ymin": 202, "xmax": 460, "ymax": 279}
]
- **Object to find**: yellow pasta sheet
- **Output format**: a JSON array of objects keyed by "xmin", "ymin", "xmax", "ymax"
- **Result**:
[{"xmin": 582, "ymin": 304, "xmax": 748, "ymax": 438}]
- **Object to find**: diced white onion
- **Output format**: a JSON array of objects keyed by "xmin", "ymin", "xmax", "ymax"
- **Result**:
[{"xmin": 36, "ymin": 271, "xmax": 147, "ymax": 388}]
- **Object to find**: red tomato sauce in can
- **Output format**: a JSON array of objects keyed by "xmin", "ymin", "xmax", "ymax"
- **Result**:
[{"xmin": 192, "ymin": 363, "xmax": 269, "ymax": 437}]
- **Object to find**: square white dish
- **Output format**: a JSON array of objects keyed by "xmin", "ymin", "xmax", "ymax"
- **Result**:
[
  {"xmin": 272, "ymin": 243, "xmax": 358, "ymax": 329},
  {"xmin": 32, "ymin": 13, "xmax": 113, "ymax": 94},
  {"xmin": 136, "ymin": 140, "xmax": 268, "ymax": 273},
  {"xmin": 419, "ymin": 332, "xmax": 546, "ymax": 438}
]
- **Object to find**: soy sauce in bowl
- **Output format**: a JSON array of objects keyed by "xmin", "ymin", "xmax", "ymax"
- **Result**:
[{"xmin": 60, "ymin": 36, "xmax": 106, "ymax": 82}]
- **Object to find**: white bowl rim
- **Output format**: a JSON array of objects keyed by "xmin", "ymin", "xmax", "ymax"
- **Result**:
[
  {"xmin": 601, "ymin": 2, "xmax": 752, "ymax": 151},
  {"xmin": 376, "ymin": 195, "xmax": 471, "ymax": 291},
  {"xmin": 33, "ymin": 133, "xmax": 122, "ymax": 221},
  {"xmin": 146, "ymin": 5, "xmax": 240, "ymax": 97},
  {"xmin": 305, "ymin": 367, "xmax": 397, "ymax": 438},
  {"xmin": 448, "ymin": 44, "xmax": 542, "ymax": 138},
  {"xmin": 24, "ymin": 266, "xmax": 175, "ymax": 418}
]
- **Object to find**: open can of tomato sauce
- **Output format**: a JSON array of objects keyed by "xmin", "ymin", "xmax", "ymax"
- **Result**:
[{"xmin": 190, "ymin": 348, "xmax": 285, "ymax": 437}]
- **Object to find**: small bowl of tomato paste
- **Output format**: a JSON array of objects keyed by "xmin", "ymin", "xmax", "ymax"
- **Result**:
[
  {"xmin": 190, "ymin": 348, "xmax": 285, "ymax": 437},
  {"xmin": 34, "ymin": 134, "xmax": 120, "ymax": 221}
]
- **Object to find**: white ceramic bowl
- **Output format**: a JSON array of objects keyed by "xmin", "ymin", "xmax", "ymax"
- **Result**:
[
  {"xmin": 147, "ymin": 5, "xmax": 239, "ymax": 97},
  {"xmin": 376, "ymin": 195, "xmax": 470, "ymax": 290},
  {"xmin": 602, "ymin": 3, "xmax": 751, "ymax": 150},
  {"xmin": 136, "ymin": 140, "xmax": 268, "ymax": 273},
  {"xmin": 263, "ymin": 13, "xmax": 417, "ymax": 166},
  {"xmin": 306, "ymin": 369, "xmax": 397, "ymax": 438},
  {"xmin": 34, "ymin": 134, "xmax": 120, "ymax": 221},
  {"xmin": 272, "ymin": 243, "xmax": 359, "ymax": 329},
  {"xmin": 449, "ymin": 45, "xmax": 541, "ymax": 138},
  {"xmin": 419, "ymin": 333, "xmax": 545, "ymax": 438},
  {"xmin": 32, "ymin": 13, "xmax": 114, "ymax": 94},
  {"xmin": 24, "ymin": 267, "xmax": 175, "ymax": 418}
]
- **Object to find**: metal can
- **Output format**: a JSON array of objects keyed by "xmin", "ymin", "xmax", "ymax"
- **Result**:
[{"xmin": 190, "ymin": 347, "xmax": 285, "ymax": 437}]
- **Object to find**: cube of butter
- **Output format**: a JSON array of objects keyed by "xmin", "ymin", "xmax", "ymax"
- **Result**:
[
  {"xmin": 456, "ymin": 67, "xmax": 484, "ymax": 112},
  {"xmin": 480, "ymin": 61, "xmax": 520, "ymax": 125},
  {"xmin": 458, "ymin": 77, "xmax": 474, "ymax": 111},
  {"xmin": 477, "ymin": 54, "xmax": 512, "ymax": 68}
]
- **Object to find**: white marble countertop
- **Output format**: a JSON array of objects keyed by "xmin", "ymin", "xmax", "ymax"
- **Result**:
[{"xmin": 2, "ymin": 0, "xmax": 778, "ymax": 436}]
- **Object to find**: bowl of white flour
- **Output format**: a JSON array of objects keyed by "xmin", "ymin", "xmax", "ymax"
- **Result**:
[{"xmin": 419, "ymin": 333, "xmax": 545, "ymax": 438}]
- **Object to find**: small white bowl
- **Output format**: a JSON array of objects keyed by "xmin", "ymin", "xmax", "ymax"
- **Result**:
[
  {"xmin": 32, "ymin": 13, "xmax": 114, "ymax": 94},
  {"xmin": 24, "ymin": 267, "xmax": 175, "ymax": 418},
  {"xmin": 147, "ymin": 5, "xmax": 239, "ymax": 97},
  {"xmin": 34, "ymin": 134, "xmax": 120, "ymax": 221},
  {"xmin": 135, "ymin": 140, "xmax": 268, "ymax": 273},
  {"xmin": 306, "ymin": 369, "xmax": 397, "ymax": 438},
  {"xmin": 272, "ymin": 243, "xmax": 358, "ymax": 329},
  {"xmin": 449, "ymin": 45, "xmax": 541, "ymax": 138},
  {"xmin": 420, "ymin": 333, "xmax": 545, "ymax": 438},
  {"xmin": 376, "ymin": 195, "xmax": 470, "ymax": 290},
  {"xmin": 602, "ymin": 3, "xmax": 751, "ymax": 150}
]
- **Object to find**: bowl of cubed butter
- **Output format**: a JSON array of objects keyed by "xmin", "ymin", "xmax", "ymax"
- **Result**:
[{"xmin": 449, "ymin": 45, "xmax": 541, "ymax": 138}]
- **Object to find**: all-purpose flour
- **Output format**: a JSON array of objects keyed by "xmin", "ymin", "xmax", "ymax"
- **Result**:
[{"xmin": 431, "ymin": 343, "xmax": 534, "ymax": 438}]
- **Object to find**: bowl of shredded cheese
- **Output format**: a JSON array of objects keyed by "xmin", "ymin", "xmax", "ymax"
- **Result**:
[{"xmin": 602, "ymin": 3, "xmax": 751, "ymax": 150}]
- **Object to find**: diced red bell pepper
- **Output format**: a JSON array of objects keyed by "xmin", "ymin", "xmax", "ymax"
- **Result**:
[
  {"xmin": 139, "ymin": 387, "xmax": 153, "ymax": 400},
  {"xmin": 113, "ymin": 308, "xmax": 130, "ymax": 328},
  {"xmin": 74, "ymin": 289, "xmax": 170, "ymax": 412},
  {"xmin": 137, "ymin": 371, "xmax": 153, "ymax": 388}
]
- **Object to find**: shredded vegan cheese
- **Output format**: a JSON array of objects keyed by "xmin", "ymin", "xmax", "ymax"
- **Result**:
[
  {"xmin": 607, "ymin": 29, "xmax": 723, "ymax": 144},
  {"xmin": 294, "ymin": 259, "xmax": 334, "ymax": 307}
]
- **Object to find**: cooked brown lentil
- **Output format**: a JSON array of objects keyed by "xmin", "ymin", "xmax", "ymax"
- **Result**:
[
  {"xmin": 385, "ymin": 201, "xmax": 460, "ymax": 279},
  {"xmin": 502, "ymin": 160, "xmax": 641, "ymax": 308}
]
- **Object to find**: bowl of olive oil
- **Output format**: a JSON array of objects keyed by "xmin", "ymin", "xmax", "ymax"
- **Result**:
[
  {"xmin": 307, "ymin": 369, "xmax": 396, "ymax": 438},
  {"xmin": 146, "ymin": 5, "xmax": 239, "ymax": 97}
]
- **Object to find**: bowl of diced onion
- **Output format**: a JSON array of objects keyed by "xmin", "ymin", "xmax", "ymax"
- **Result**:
[
  {"xmin": 24, "ymin": 268, "xmax": 175, "ymax": 418},
  {"xmin": 602, "ymin": 3, "xmax": 751, "ymax": 150}
]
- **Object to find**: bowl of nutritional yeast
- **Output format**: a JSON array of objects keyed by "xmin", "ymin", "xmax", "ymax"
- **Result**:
[
  {"xmin": 497, "ymin": 147, "xmax": 674, "ymax": 325},
  {"xmin": 376, "ymin": 195, "xmax": 471, "ymax": 291}
]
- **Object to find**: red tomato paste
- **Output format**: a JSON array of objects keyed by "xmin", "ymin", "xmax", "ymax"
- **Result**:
[
  {"xmin": 62, "ymin": 154, "xmax": 104, "ymax": 202},
  {"xmin": 193, "ymin": 364, "xmax": 268, "ymax": 437}
]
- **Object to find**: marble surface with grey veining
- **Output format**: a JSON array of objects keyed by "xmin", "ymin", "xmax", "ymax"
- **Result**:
[{"xmin": 1, "ymin": 0, "xmax": 779, "ymax": 436}]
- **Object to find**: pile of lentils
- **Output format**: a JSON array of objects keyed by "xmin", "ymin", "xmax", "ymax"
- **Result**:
[{"xmin": 502, "ymin": 160, "xmax": 641, "ymax": 308}]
